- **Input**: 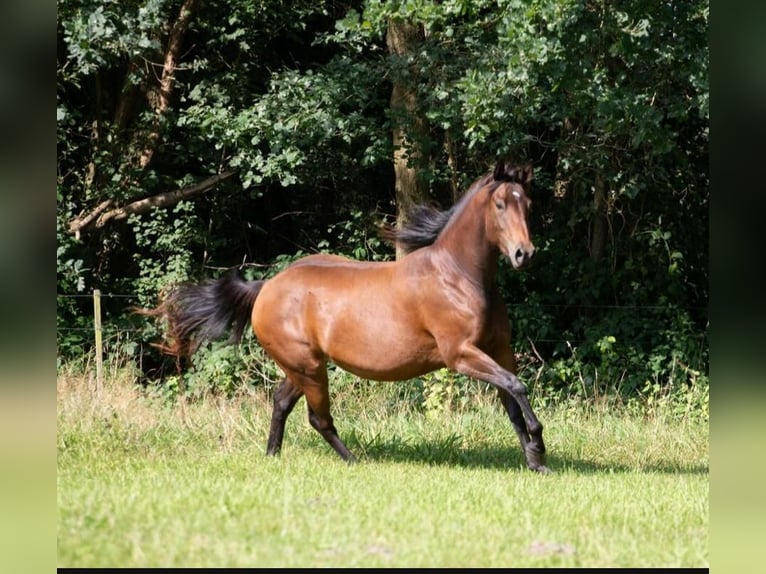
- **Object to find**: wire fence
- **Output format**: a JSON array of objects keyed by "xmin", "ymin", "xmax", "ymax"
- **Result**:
[
  {"xmin": 57, "ymin": 291, "xmax": 709, "ymax": 348},
  {"xmin": 56, "ymin": 289, "xmax": 709, "ymax": 397},
  {"xmin": 57, "ymin": 292, "xmax": 143, "ymax": 335}
]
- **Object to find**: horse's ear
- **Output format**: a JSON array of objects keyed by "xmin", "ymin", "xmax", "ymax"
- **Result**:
[
  {"xmin": 519, "ymin": 164, "xmax": 533, "ymax": 185},
  {"xmin": 493, "ymin": 161, "xmax": 507, "ymax": 181},
  {"xmin": 493, "ymin": 161, "xmax": 534, "ymax": 185}
]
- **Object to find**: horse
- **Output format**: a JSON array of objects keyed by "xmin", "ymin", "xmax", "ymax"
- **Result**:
[{"xmin": 141, "ymin": 161, "xmax": 549, "ymax": 472}]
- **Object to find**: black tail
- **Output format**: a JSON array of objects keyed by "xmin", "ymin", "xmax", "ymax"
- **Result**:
[{"xmin": 136, "ymin": 268, "xmax": 265, "ymax": 359}]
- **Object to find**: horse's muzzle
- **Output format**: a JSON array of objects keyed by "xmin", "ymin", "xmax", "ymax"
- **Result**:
[{"xmin": 510, "ymin": 243, "xmax": 535, "ymax": 269}]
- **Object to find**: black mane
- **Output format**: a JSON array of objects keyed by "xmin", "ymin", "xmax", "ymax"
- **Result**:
[
  {"xmin": 379, "ymin": 201, "xmax": 460, "ymax": 254},
  {"xmin": 380, "ymin": 162, "xmax": 531, "ymax": 254}
]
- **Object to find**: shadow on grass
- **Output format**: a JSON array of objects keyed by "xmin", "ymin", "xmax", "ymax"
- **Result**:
[{"xmin": 345, "ymin": 432, "xmax": 708, "ymax": 476}]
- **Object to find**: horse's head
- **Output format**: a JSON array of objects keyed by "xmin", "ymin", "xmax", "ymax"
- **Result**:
[{"xmin": 486, "ymin": 162, "xmax": 535, "ymax": 269}]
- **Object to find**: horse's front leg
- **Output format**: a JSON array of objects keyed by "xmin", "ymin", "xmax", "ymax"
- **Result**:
[
  {"xmin": 449, "ymin": 343, "xmax": 549, "ymax": 473},
  {"xmin": 490, "ymin": 343, "xmax": 549, "ymax": 472},
  {"xmin": 497, "ymin": 388, "xmax": 548, "ymax": 472}
]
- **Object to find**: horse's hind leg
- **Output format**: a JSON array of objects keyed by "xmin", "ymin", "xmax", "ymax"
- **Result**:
[
  {"xmin": 285, "ymin": 367, "xmax": 356, "ymax": 463},
  {"xmin": 266, "ymin": 377, "xmax": 304, "ymax": 456}
]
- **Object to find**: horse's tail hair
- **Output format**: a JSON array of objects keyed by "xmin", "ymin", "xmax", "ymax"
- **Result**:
[{"xmin": 134, "ymin": 268, "xmax": 264, "ymax": 360}]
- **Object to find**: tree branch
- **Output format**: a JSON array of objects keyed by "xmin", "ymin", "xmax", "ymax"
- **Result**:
[
  {"xmin": 68, "ymin": 170, "xmax": 237, "ymax": 235},
  {"xmin": 69, "ymin": 199, "xmax": 115, "ymax": 239}
]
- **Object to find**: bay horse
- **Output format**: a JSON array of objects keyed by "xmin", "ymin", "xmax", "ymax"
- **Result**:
[{"xmin": 143, "ymin": 161, "xmax": 549, "ymax": 472}]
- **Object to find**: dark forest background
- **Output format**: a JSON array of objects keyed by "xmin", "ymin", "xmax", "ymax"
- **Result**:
[{"xmin": 56, "ymin": 0, "xmax": 708, "ymax": 409}]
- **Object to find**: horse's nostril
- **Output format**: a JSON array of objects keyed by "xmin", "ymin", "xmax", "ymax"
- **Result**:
[{"xmin": 514, "ymin": 248, "xmax": 526, "ymax": 266}]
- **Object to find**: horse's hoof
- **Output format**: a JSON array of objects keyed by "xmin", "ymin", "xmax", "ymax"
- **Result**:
[{"xmin": 525, "ymin": 449, "xmax": 551, "ymax": 473}]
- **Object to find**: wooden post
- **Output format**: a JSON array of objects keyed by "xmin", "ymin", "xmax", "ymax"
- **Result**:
[{"xmin": 93, "ymin": 289, "xmax": 104, "ymax": 393}]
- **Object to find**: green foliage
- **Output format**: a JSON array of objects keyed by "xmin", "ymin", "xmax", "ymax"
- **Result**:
[
  {"xmin": 57, "ymin": 0, "xmax": 708, "ymax": 411},
  {"xmin": 320, "ymin": 209, "xmax": 390, "ymax": 261},
  {"xmin": 57, "ymin": 197, "xmax": 91, "ymax": 360},
  {"xmin": 182, "ymin": 342, "xmax": 249, "ymax": 399},
  {"xmin": 128, "ymin": 201, "xmax": 201, "ymax": 307},
  {"xmin": 421, "ymin": 369, "xmax": 462, "ymax": 417},
  {"xmin": 182, "ymin": 60, "xmax": 390, "ymax": 190},
  {"xmin": 58, "ymin": 0, "xmax": 166, "ymax": 82}
]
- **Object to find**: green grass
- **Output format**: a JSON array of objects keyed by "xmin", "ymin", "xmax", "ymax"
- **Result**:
[{"xmin": 57, "ymin": 371, "xmax": 708, "ymax": 568}]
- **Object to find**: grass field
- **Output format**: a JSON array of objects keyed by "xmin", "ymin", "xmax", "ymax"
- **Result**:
[{"xmin": 57, "ymin": 369, "xmax": 708, "ymax": 568}]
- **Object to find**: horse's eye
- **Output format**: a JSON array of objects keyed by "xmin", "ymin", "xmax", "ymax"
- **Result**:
[{"xmin": 494, "ymin": 199, "xmax": 505, "ymax": 210}]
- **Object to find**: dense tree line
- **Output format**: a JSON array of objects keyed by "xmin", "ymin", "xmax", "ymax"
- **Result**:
[{"xmin": 57, "ymin": 0, "xmax": 708, "ymax": 404}]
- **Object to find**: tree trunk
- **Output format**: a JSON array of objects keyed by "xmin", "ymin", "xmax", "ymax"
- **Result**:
[
  {"xmin": 386, "ymin": 18, "xmax": 428, "ymax": 259},
  {"xmin": 71, "ymin": 0, "xmax": 199, "ymax": 238},
  {"xmin": 590, "ymin": 173, "xmax": 608, "ymax": 263},
  {"xmin": 444, "ymin": 130, "xmax": 460, "ymax": 203},
  {"xmin": 113, "ymin": 59, "xmax": 142, "ymax": 133},
  {"xmin": 137, "ymin": 0, "xmax": 198, "ymax": 170}
]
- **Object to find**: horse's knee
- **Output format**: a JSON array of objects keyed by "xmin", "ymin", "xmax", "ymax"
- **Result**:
[
  {"xmin": 528, "ymin": 420, "xmax": 543, "ymax": 437},
  {"xmin": 272, "ymin": 379, "xmax": 302, "ymax": 416},
  {"xmin": 308, "ymin": 410, "xmax": 335, "ymax": 434},
  {"xmin": 273, "ymin": 395, "xmax": 294, "ymax": 415},
  {"xmin": 504, "ymin": 374, "xmax": 528, "ymax": 399}
]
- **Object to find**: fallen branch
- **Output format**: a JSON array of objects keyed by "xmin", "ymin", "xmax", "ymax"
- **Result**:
[
  {"xmin": 68, "ymin": 170, "xmax": 237, "ymax": 236},
  {"xmin": 70, "ymin": 199, "xmax": 115, "ymax": 238}
]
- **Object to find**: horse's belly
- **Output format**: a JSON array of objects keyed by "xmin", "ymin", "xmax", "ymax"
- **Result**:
[
  {"xmin": 314, "ymin": 294, "xmax": 441, "ymax": 381},
  {"xmin": 330, "ymin": 341, "xmax": 444, "ymax": 382}
]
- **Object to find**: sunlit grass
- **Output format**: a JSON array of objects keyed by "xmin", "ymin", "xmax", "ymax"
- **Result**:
[{"xmin": 57, "ymin": 369, "xmax": 708, "ymax": 568}]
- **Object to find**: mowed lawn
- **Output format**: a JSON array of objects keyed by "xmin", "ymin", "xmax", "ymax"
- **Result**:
[{"xmin": 57, "ymin": 372, "xmax": 708, "ymax": 568}]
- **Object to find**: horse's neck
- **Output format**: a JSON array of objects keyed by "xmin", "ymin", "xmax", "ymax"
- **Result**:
[{"xmin": 434, "ymin": 195, "xmax": 498, "ymax": 287}]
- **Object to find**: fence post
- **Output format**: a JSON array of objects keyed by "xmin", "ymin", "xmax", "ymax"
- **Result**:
[{"xmin": 93, "ymin": 289, "xmax": 104, "ymax": 393}]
